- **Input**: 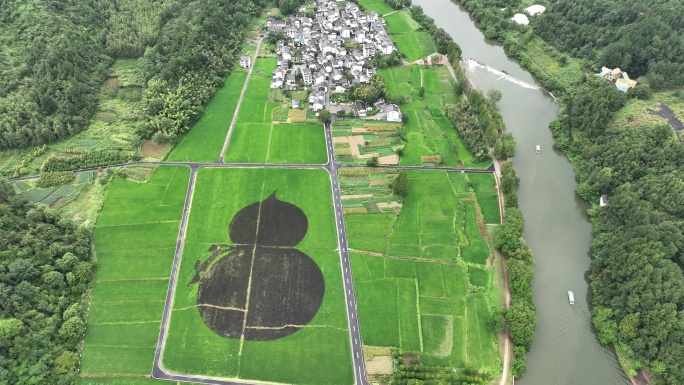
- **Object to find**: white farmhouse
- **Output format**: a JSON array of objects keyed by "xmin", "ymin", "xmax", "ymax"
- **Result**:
[
  {"xmin": 386, "ymin": 104, "xmax": 402, "ymax": 122},
  {"xmin": 240, "ymin": 55, "xmax": 251, "ymax": 68}
]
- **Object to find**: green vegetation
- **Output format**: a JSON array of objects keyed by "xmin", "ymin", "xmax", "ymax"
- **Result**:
[
  {"xmin": 385, "ymin": 10, "xmax": 422, "ymax": 34},
  {"xmin": 332, "ymin": 120, "xmax": 404, "ymax": 166},
  {"xmin": 0, "ymin": 182, "xmax": 93, "ymax": 384},
  {"xmin": 377, "ymin": 65, "xmax": 490, "ymax": 168},
  {"xmin": 458, "ymin": 0, "xmax": 684, "ymax": 381},
  {"xmin": 167, "ymin": 71, "xmax": 247, "ymax": 162},
  {"xmin": 348, "ymin": 171, "xmax": 499, "ymax": 370},
  {"xmin": 163, "ymin": 168, "xmax": 353, "ymax": 385},
  {"xmin": 223, "ymin": 58, "xmax": 327, "ymax": 164},
  {"xmin": 80, "ymin": 167, "xmax": 189, "ymax": 379},
  {"xmin": 469, "ymin": 173, "xmax": 501, "ymax": 224},
  {"xmin": 357, "ymin": 0, "xmax": 395, "ymax": 15},
  {"xmin": 392, "ymin": 32, "xmax": 437, "ymax": 62}
]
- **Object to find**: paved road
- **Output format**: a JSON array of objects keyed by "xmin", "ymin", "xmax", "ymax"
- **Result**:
[
  {"xmin": 323, "ymin": 121, "xmax": 371, "ymax": 385},
  {"xmin": 7, "ymin": 127, "xmax": 495, "ymax": 385},
  {"xmin": 217, "ymin": 37, "xmax": 263, "ymax": 163}
]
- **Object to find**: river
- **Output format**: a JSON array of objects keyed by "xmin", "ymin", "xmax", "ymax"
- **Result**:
[{"xmin": 411, "ymin": 1, "xmax": 631, "ymax": 384}]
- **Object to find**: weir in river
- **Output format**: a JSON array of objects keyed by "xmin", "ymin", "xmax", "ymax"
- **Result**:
[{"xmin": 412, "ymin": 1, "xmax": 632, "ymax": 384}]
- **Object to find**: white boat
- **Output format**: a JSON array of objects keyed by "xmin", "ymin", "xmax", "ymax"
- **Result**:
[
  {"xmin": 568, "ymin": 291, "xmax": 575, "ymax": 305},
  {"xmin": 536, "ymin": 145, "xmax": 541, "ymax": 153}
]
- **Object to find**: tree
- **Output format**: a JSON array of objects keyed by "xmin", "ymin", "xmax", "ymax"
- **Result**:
[
  {"xmin": 507, "ymin": 302, "xmax": 537, "ymax": 350},
  {"xmin": 393, "ymin": 170, "xmax": 408, "ymax": 196},
  {"xmin": 366, "ymin": 157, "xmax": 379, "ymax": 167},
  {"xmin": 487, "ymin": 89, "xmax": 502, "ymax": 107},
  {"xmin": 318, "ymin": 109, "xmax": 332, "ymax": 123}
]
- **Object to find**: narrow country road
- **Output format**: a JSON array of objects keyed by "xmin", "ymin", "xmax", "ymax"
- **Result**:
[{"xmin": 217, "ymin": 37, "xmax": 263, "ymax": 163}]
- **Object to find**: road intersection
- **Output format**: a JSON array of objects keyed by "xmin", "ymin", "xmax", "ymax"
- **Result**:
[{"xmin": 10, "ymin": 124, "xmax": 494, "ymax": 385}]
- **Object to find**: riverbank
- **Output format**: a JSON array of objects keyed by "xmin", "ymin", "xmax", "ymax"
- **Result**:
[{"xmin": 441, "ymin": 1, "xmax": 684, "ymax": 384}]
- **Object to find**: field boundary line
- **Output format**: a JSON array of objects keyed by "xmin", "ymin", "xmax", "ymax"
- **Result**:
[
  {"xmin": 96, "ymin": 277, "xmax": 169, "ymax": 283},
  {"xmin": 158, "ymin": 166, "xmax": 178, "ymax": 205},
  {"xmin": 349, "ymin": 249, "xmax": 457, "ymax": 265}
]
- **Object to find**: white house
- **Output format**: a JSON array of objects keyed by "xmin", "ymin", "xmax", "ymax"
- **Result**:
[
  {"xmin": 281, "ymin": 47, "xmax": 292, "ymax": 61},
  {"xmin": 386, "ymin": 104, "xmax": 402, "ymax": 122},
  {"xmin": 301, "ymin": 67, "xmax": 313, "ymax": 85},
  {"xmin": 240, "ymin": 55, "xmax": 251, "ymax": 68},
  {"xmin": 363, "ymin": 43, "xmax": 375, "ymax": 58}
]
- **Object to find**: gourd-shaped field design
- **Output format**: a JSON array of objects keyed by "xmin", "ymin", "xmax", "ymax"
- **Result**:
[
  {"xmin": 192, "ymin": 191, "xmax": 325, "ymax": 341},
  {"xmin": 163, "ymin": 168, "xmax": 353, "ymax": 385}
]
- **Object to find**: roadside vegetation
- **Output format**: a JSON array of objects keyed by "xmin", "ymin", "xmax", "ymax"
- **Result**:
[{"xmin": 456, "ymin": 0, "xmax": 684, "ymax": 382}]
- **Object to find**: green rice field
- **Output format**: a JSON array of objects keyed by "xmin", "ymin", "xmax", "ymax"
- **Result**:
[
  {"xmin": 376, "ymin": 65, "xmax": 491, "ymax": 169},
  {"xmin": 162, "ymin": 168, "xmax": 353, "ymax": 385},
  {"xmin": 223, "ymin": 58, "xmax": 327, "ymax": 164},
  {"xmin": 167, "ymin": 71, "xmax": 247, "ymax": 163},
  {"xmin": 345, "ymin": 169, "xmax": 499, "ymax": 369},
  {"xmin": 79, "ymin": 166, "xmax": 189, "ymax": 381},
  {"xmin": 357, "ymin": 0, "xmax": 394, "ymax": 15},
  {"xmin": 392, "ymin": 32, "xmax": 437, "ymax": 62},
  {"xmin": 384, "ymin": 10, "xmax": 421, "ymax": 33}
]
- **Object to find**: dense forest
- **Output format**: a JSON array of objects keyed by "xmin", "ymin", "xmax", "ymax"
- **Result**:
[
  {"xmin": 0, "ymin": 182, "xmax": 93, "ymax": 384},
  {"xmin": 0, "ymin": 0, "xmax": 265, "ymax": 149},
  {"xmin": 138, "ymin": 0, "xmax": 266, "ymax": 142},
  {"xmin": 532, "ymin": 0, "xmax": 684, "ymax": 89},
  {"xmin": 553, "ymin": 83, "xmax": 684, "ymax": 383}
]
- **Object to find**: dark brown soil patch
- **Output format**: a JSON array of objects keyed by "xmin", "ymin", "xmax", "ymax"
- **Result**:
[
  {"xmin": 141, "ymin": 140, "xmax": 170, "ymax": 159},
  {"xmin": 229, "ymin": 192, "xmax": 308, "ymax": 247},
  {"xmin": 402, "ymin": 354, "xmax": 419, "ymax": 365},
  {"xmin": 195, "ymin": 191, "xmax": 323, "ymax": 341},
  {"xmin": 648, "ymin": 102, "xmax": 683, "ymax": 132}
]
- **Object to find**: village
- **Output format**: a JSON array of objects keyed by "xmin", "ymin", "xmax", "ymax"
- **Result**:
[{"xmin": 245, "ymin": 0, "xmax": 403, "ymax": 122}]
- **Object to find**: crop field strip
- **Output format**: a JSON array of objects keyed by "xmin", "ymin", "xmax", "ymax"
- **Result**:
[
  {"xmin": 223, "ymin": 58, "xmax": 328, "ymax": 165},
  {"xmin": 79, "ymin": 166, "xmax": 190, "ymax": 382},
  {"xmin": 162, "ymin": 168, "xmax": 353, "ymax": 385},
  {"xmin": 345, "ymin": 170, "xmax": 499, "ymax": 370},
  {"xmin": 166, "ymin": 71, "xmax": 248, "ymax": 163}
]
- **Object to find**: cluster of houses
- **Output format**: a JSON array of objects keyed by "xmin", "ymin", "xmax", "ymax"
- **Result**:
[
  {"xmin": 262, "ymin": 0, "xmax": 399, "ymax": 117},
  {"xmin": 597, "ymin": 66, "xmax": 637, "ymax": 92}
]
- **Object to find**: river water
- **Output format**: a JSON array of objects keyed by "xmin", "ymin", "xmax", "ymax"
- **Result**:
[{"xmin": 412, "ymin": 1, "xmax": 631, "ymax": 384}]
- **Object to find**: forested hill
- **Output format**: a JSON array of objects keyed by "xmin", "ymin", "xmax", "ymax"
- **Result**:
[
  {"xmin": 0, "ymin": 1, "xmax": 110, "ymax": 149},
  {"xmin": 0, "ymin": 182, "xmax": 93, "ymax": 384},
  {"xmin": 0, "ymin": 0, "xmax": 266, "ymax": 150},
  {"xmin": 532, "ymin": 0, "xmax": 684, "ymax": 89}
]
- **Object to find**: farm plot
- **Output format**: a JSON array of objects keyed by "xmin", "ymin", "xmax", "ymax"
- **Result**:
[
  {"xmin": 346, "ymin": 170, "xmax": 499, "ymax": 370},
  {"xmin": 384, "ymin": 10, "xmax": 421, "ymax": 33},
  {"xmin": 392, "ymin": 32, "xmax": 437, "ymax": 62},
  {"xmin": 351, "ymin": 252, "xmax": 498, "ymax": 369},
  {"xmin": 224, "ymin": 122, "xmax": 327, "ymax": 164},
  {"xmin": 378, "ymin": 65, "xmax": 490, "ymax": 169},
  {"xmin": 163, "ymin": 168, "xmax": 353, "ymax": 385},
  {"xmin": 80, "ymin": 166, "xmax": 189, "ymax": 379},
  {"xmin": 224, "ymin": 58, "xmax": 326, "ymax": 164},
  {"xmin": 357, "ymin": 0, "xmax": 394, "ymax": 15},
  {"xmin": 332, "ymin": 120, "xmax": 404, "ymax": 166},
  {"xmin": 469, "ymin": 173, "xmax": 501, "ymax": 224},
  {"xmin": 167, "ymin": 71, "xmax": 247, "ymax": 162}
]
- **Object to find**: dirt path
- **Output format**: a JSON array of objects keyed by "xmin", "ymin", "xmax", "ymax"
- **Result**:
[{"xmin": 217, "ymin": 37, "xmax": 263, "ymax": 163}]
